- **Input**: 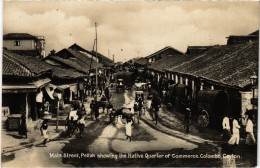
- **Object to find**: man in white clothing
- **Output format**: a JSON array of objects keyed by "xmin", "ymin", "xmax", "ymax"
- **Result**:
[
  {"xmin": 228, "ymin": 115, "xmax": 241, "ymax": 145},
  {"xmin": 222, "ymin": 114, "xmax": 231, "ymax": 140}
]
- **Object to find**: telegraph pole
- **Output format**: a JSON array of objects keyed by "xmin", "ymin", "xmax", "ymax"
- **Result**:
[{"xmin": 95, "ymin": 22, "xmax": 98, "ymax": 92}]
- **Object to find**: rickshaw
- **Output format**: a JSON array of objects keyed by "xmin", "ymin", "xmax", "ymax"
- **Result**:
[
  {"xmin": 109, "ymin": 107, "xmax": 135, "ymax": 124},
  {"xmin": 116, "ymin": 79, "xmax": 125, "ymax": 92},
  {"xmin": 97, "ymin": 95, "xmax": 109, "ymax": 113},
  {"xmin": 65, "ymin": 109, "xmax": 79, "ymax": 136},
  {"xmin": 134, "ymin": 82, "xmax": 147, "ymax": 91},
  {"xmin": 65, "ymin": 101, "xmax": 86, "ymax": 136}
]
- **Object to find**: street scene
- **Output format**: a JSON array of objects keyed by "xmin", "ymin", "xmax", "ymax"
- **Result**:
[{"xmin": 1, "ymin": 1, "xmax": 259, "ymax": 167}]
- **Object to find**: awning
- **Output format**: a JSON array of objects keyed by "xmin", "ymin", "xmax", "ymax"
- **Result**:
[
  {"xmin": 2, "ymin": 78, "xmax": 51, "ymax": 93},
  {"xmin": 55, "ymin": 83, "xmax": 78, "ymax": 90},
  {"xmin": 2, "ymin": 84, "xmax": 37, "ymax": 93},
  {"xmin": 32, "ymin": 78, "xmax": 51, "ymax": 88},
  {"xmin": 135, "ymin": 83, "xmax": 147, "ymax": 88}
]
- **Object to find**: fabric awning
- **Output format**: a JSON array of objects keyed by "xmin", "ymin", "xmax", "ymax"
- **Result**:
[
  {"xmin": 32, "ymin": 78, "xmax": 51, "ymax": 88},
  {"xmin": 55, "ymin": 83, "xmax": 78, "ymax": 90}
]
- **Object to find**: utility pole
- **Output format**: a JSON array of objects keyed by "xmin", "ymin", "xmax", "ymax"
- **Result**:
[
  {"xmin": 108, "ymin": 49, "xmax": 110, "ymax": 59},
  {"xmin": 113, "ymin": 54, "xmax": 115, "ymax": 63},
  {"xmin": 95, "ymin": 22, "xmax": 98, "ymax": 92}
]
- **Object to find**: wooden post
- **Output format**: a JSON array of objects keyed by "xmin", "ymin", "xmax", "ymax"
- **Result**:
[
  {"xmin": 192, "ymin": 80, "xmax": 195, "ymax": 99},
  {"xmin": 56, "ymin": 99, "xmax": 59, "ymax": 131},
  {"xmin": 25, "ymin": 92, "xmax": 29, "ymax": 125}
]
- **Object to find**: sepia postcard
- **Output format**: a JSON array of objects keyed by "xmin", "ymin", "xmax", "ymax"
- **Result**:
[{"xmin": 1, "ymin": 1, "xmax": 259, "ymax": 167}]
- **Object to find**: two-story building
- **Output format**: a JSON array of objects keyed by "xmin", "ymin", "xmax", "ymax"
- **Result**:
[{"xmin": 3, "ymin": 33, "xmax": 46, "ymax": 57}]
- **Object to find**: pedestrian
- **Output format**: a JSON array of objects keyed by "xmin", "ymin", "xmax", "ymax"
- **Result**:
[
  {"xmin": 125, "ymin": 117, "xmax": 133, "ymax": 142},
  {"xmin": 184, "ymin": 108, "xmax": 191, "ymax": 133},
  {"xmin": 19, "ymin": 113, "xmax": 27, "ymax": 139},
  {"xmin": 77, "ymin": 115, "xmax": 85, "ymax": 138},
  {"xmin": 105, "ymin": 87, "xmax": 110, "ymax": 102},
  {"xmin": 107, "ymin": 102, "xmax": 113, "ymax": 115},
  {"xmin": 93, "ymin": 99, "xmax": 100, "ymax": 121},
  {"xmin": 137, "ymin": 97, "xmax": 143, "ymax": 114},
  {"xmin": 228, "ymin": 115, "xmax": 240, "ymax": 146},
  {"xmin": 99, "ymin": 85, "xmax": 103, "ymax": 97},
  {"xmin": 245, "ymin": 115, "xmax": 256, "ymax": 145},
  {"xmin": 151, "ymin": 94, "xmax": 161, "ymax": 125},
  {"xmin": 222, "ymin": 114, "xmax": 231, "ymax": 140},
  {"xmin": 40, "ymin": 119, "xmax": 49, "ymax": 147},
  {"xmin": 92, "ymin": 87, "xmax": 96, "ymax": 97},
  {"xmin": 100, "ymin": 95, "xmax": 107, "ymax": 113},
  {"xmin": 148, "ymin": 82, "xmax": 152, "ymax": 95}
]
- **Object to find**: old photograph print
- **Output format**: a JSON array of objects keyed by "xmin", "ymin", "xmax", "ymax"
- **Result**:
[{"xmin": 1, "ymin": 1, "xmax": 259, "ymax": 167}]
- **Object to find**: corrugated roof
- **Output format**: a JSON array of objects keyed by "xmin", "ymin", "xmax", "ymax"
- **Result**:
[
  {"xmin": 3, "ymin": 33, "xmax": 37, "ymax": 40},
  {"xmin": 167, "ymin": 42, "xmax": 259, "ymax": 88}
]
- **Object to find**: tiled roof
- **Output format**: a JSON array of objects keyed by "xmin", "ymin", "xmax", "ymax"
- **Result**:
[
  {"xmin": 68, "ymin": 43, "xmax": 114, "ymax": 66},
  {"xmin": 3, "ymin": 33, "xmax": 37, "ymax": 40},
  {"xmin": 3, "ymin": 50, "xmax": 86, "ymax": 79},
  {"xmin": 134, "ymin": 57, "xmax": 147, "ymax": 66},
  {"xmin": 45, "ymin": 48, "xmax": 103, "ymax": 74},
  {"xmin": 10, "ymin": 50, "xmax": 41, "ymax": 57},
  {"xmin": 91, "ymin": 50, "xmax": 114, "ymax": 66},
  {"xmin": 146, "ymin": 46, "xmax": 185, "ymax": 59},
  {"xmin": 186, "ymin": 46, "xmax": 213, "ymax": 55},
  {"xmin": 249, "ymin": 30, "xmax": 259, "ymax": 36},
  {"xmin": 45, "ymin": 55, "xmax": 88, "ymax": 73},
  {"xmin": 50, "ymin": 66, "xmax": 86, "ymax": 79},
  {"xmin": 167, "ymin": 42, "xmax": 259, "ymax": 88},
  {"xmin": 148, "ymin": 54, "xmax": 192, "ymax": 72},
  {"xmin": 3, "ymin": 50, "xmax": 52, "ymax": 76},
  {"xmin": 3, "ymin": 55, "xmax": 33, "ymax": 77}
]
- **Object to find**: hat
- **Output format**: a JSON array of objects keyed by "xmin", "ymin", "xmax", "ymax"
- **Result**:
[{"xmin": 185, "ymin": 108, "xmax": 190, "ymax": 111}]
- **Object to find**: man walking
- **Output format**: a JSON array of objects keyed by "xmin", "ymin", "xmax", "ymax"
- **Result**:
[{"xmin": 184, "ymin": 108, "xmax": 191, "ymax": 133}]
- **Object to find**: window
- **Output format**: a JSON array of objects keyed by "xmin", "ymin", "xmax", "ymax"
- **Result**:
[{"xmin": 14, "ymin": 40, "xmax": 20, "ymax": 46}]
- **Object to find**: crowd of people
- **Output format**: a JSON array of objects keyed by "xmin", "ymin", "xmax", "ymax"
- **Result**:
[{"xmin": 223, "ymin": 113, "xmax": 256, "ymax": 146}]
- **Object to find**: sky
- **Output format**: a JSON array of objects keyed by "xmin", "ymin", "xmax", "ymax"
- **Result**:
[{"xmin": 3, "ymin": 1, "xmax": 259, "ymax": 62}]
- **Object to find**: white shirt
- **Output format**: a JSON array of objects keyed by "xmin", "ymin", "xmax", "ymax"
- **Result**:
[
  {"xmin": 222, "ymin": 117, "xmax": 230, "ymax": 130},
  {"xmin": 246, "ymin": 119, "xmax": 254, "ymax": 133},
  {"xmin": 232, "ymin": 119, "xmax": 240, "ymax": 134}
]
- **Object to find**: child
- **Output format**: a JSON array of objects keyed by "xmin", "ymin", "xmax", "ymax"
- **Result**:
[{"xmin": 40, "ymin": 120, "xmax": 49, "ymax": 147}]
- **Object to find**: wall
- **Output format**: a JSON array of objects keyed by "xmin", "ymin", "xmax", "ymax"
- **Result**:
[{"xmin": 3, "ymin": 40, "xmax": 35, "ymax": 50}]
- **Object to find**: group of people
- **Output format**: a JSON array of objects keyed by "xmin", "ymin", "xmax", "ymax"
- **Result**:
[{"xmin": 222, "ymin": 114, "xmax": 256, "ymax": 146}]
